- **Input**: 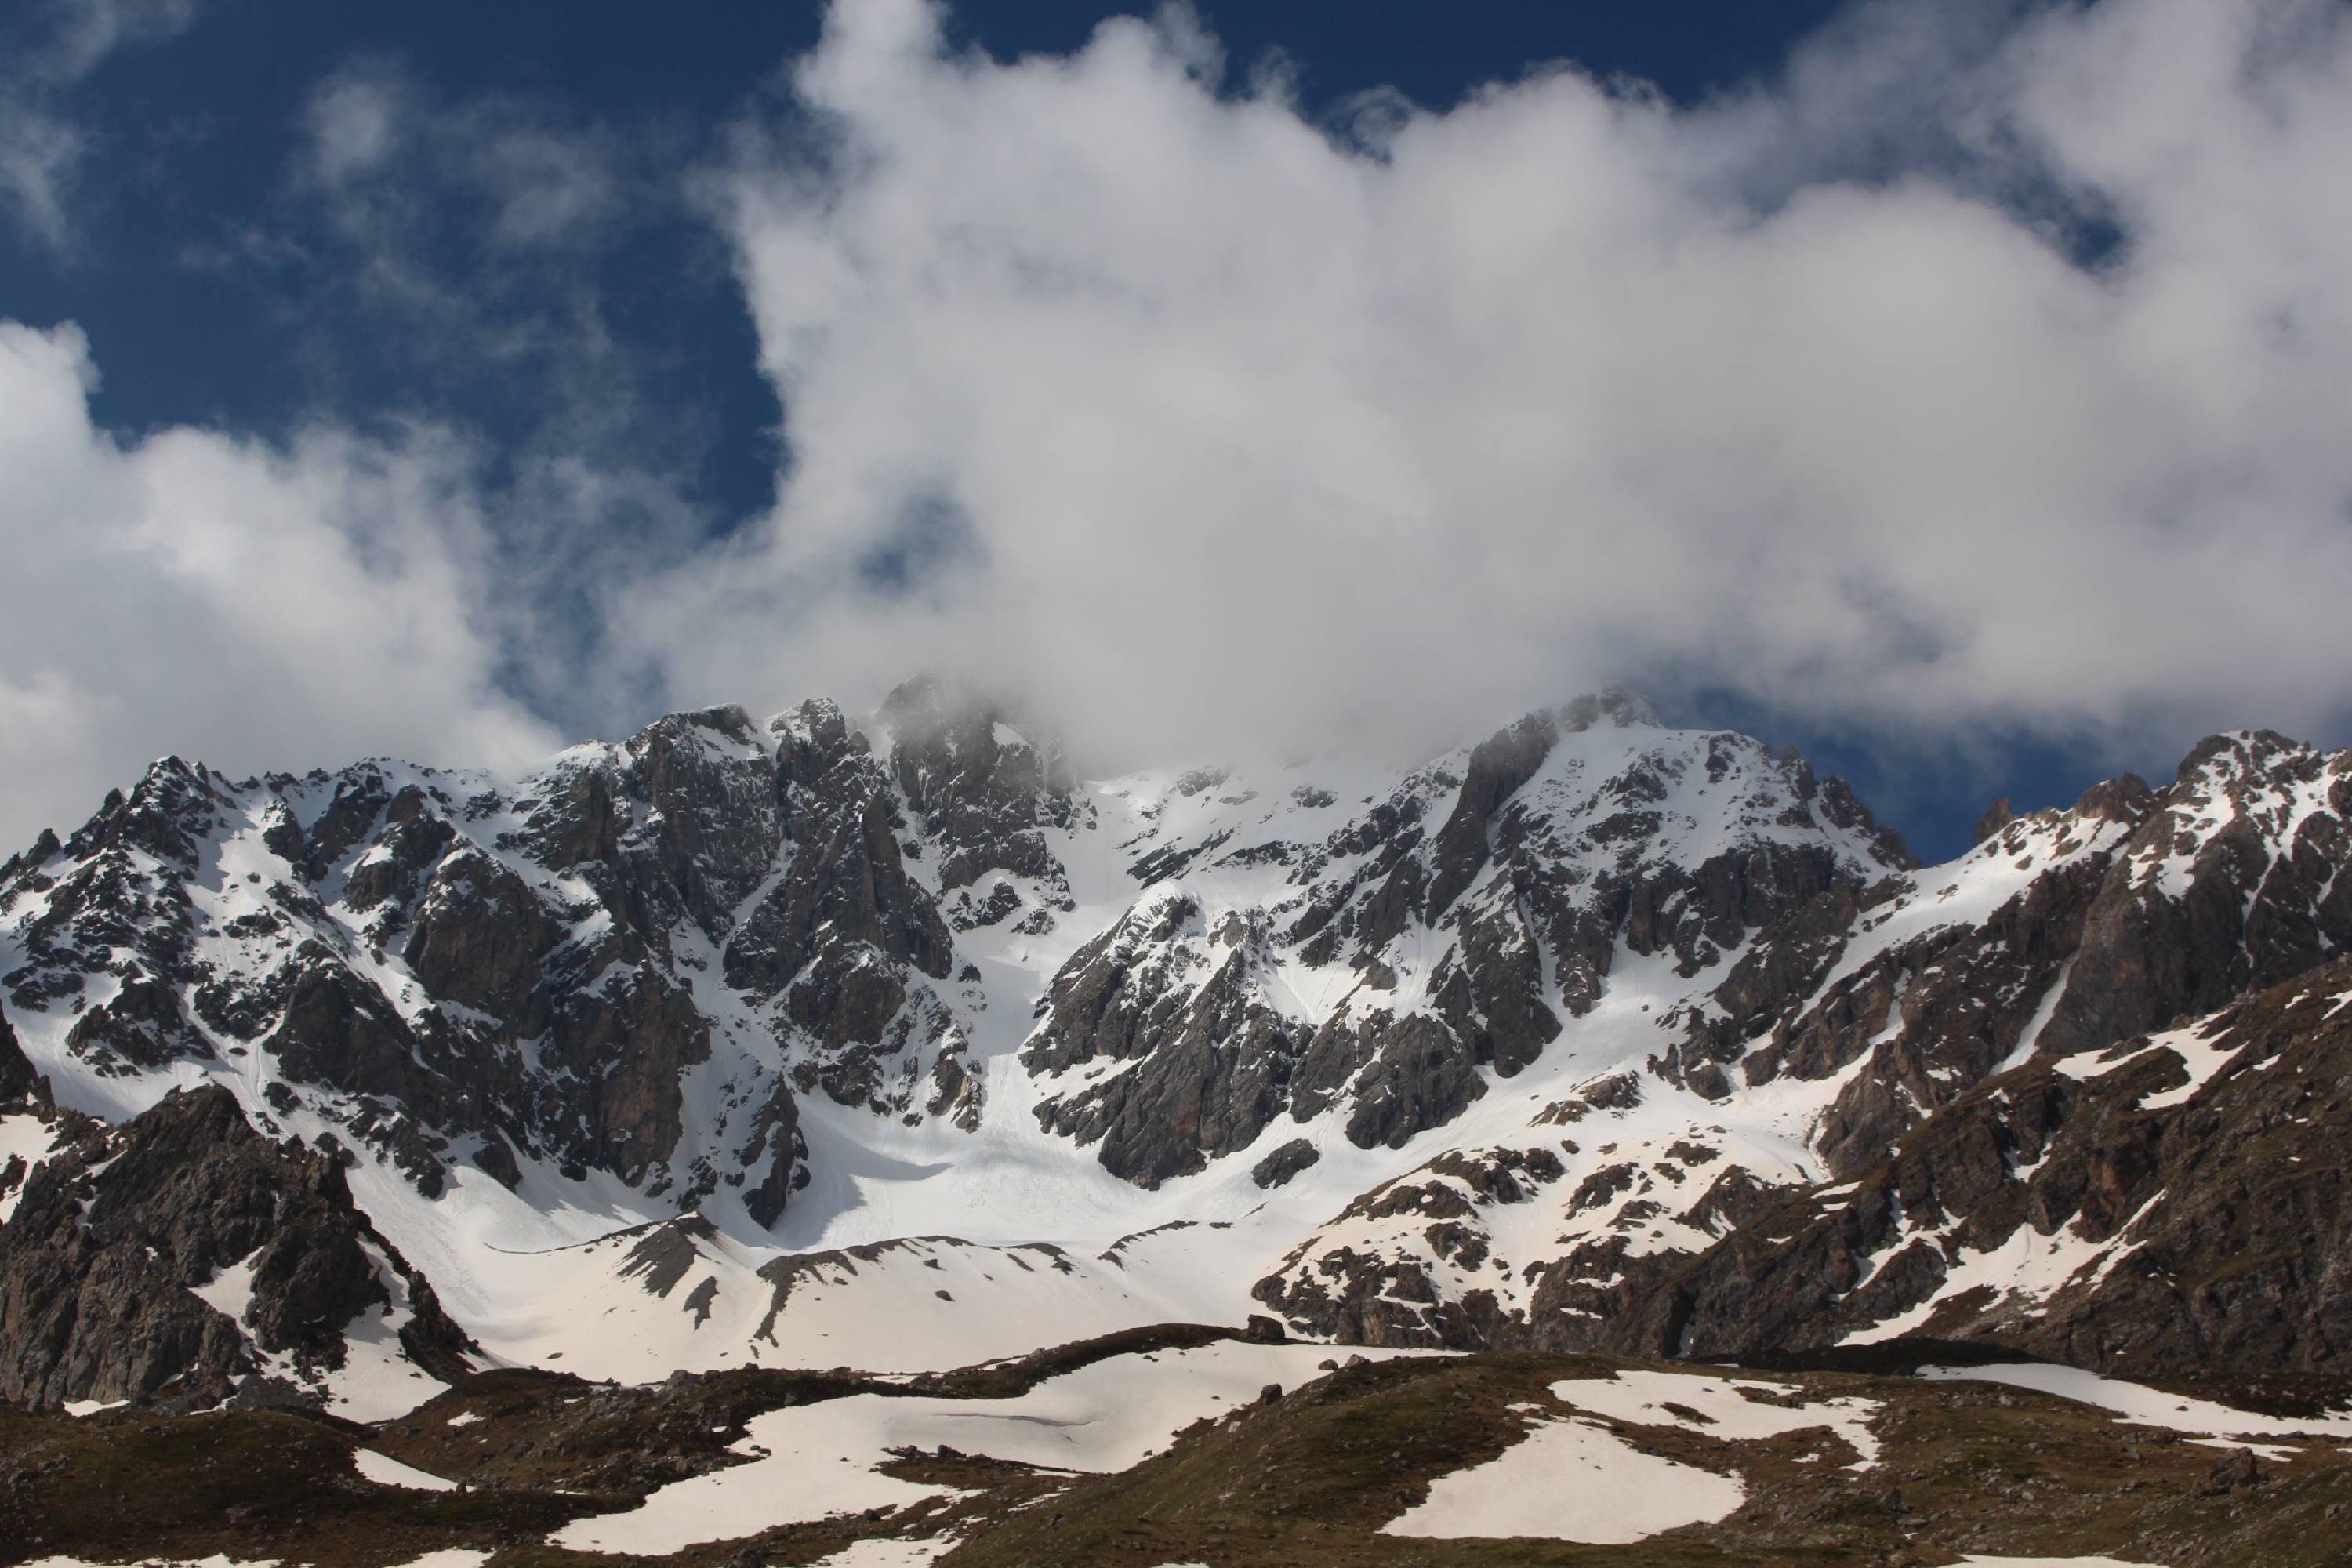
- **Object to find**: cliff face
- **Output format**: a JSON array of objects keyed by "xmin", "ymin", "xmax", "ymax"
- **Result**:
[
  {"xmin": 0, "ymin": 1001, "xmax": 37, "ymax": 1105},
  {"xmin": 0, "ymin": 1083, "xmax": 470, "ymax": 1413}
]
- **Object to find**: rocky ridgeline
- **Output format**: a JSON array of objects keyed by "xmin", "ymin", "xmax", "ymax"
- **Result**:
[
  {"xmin": 1025, "ymin": 691, "xmax": 1916, "ymax": 1185},
  {"xmin": 1253, "ymin": 731, "xmax": 2352, "ymax": 1377},
  {"xmin": 1747, "ymin": 729, "xmax": 2352, "ymax": 1178},
  {"xmin": 4, "ymin": 681, "xmax": 2352, "ymax": 1401},
  {"xmin": 0, "ymin": 688, "xmax": 1055, "ymax": 1232}
]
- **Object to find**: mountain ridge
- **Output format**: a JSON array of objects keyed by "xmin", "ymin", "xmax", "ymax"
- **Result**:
[{"xmin": 2, "ymin": 679, "xmax": 2348, "ymax": 1423}]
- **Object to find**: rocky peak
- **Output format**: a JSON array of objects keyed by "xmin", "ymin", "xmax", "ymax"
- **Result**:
[
  {"xmin": 1022, "ymin": 702, "xmax": 1926, "ymax": 1185},
  {"xmin": 1557, "ymin": 687, "xmax": 1660, "ymax": 731},
  {"xmin": 1424, "ymin": 710, "xmax": 1560, "ymax": 922},
  {"xmin": 874, "ymin": 673, "xmax": 1081, "ymax": 931},
  {"xmin": 0, "ymin": 826, "xmax": 62, "ymax": 887},
  {"xmin": 2070, "ymin": 771, "xmax": 2156, "ymax": 826},
  {"xmin": 615, "ymin": 703, "xmax": 782, "ymax": 941},
  {"xmin": 1736, "ymin": 726, "xmax": 2351, "ymax": 1189},
  {"xmin": 2032, "ymin": 728, "xmax": 2352, "ymax": 1061},
  {"xmin": 53, "ymin": 754, "xmax": 228, "ymax": 873}
]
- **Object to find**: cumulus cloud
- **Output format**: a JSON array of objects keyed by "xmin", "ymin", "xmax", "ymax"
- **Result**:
[
  {"xmin": 9, "ymin": 0, "xmax": 2350, "ymax": 851},
  {"xmin": 0, "ymin": 321, "xmax": 557, "ymax": 850},
  {"xmin": 0, "ymin": 0, "xmax": 196, "ymax": 248},
  {"xmin": 624, "ymin": 0, "xmax": 2352, "ymax": 773}
]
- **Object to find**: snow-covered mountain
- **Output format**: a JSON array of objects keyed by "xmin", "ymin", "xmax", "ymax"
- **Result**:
[{"xmin": 3, "ymin": 680, "xmax": 2348, "ymax": 1417}]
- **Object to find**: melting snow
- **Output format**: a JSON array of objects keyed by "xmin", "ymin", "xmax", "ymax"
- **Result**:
[
  {"xmin": 0, "ymin": 1112, "xmax": 60, "ymax": 1224},
  {"xmin": 1847, "ymin": 1218, "xmax": 2136, "ymax": 1345},
  {"xmin": 1551, "ymin": 1370, "xmax": 1882, "ymax": 1469},
  {"xmin": 1379, "ymin": 1417, "xmax": 1744, "ymax": 1543},
  {"xmin": 189, "ymin": 1254, "xmax": 260, "ymax": 1323},
  {"xmin": 1918, "ymin": 1363, "xmax": 2352, "ymax": 1442},
  {"xmin": 352, "ymin": 1449, "xmax": 459, "ymax": 1491},
  {"xmin": 807, "ymin": 1541, "xmax": 961, "ymax": 1567},
  {"xmin": 553, "ymin": 1341, "xmax": 1399, "ymax": 1555},
  {"xmin": 2049, "ymin": 1018, "xmax": 2256, "ymax": 1114}
]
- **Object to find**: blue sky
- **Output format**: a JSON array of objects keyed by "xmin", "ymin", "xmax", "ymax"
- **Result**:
[
  {"xmin": 3, "ymin": 0, "xmax": 2349, "ymax": 863},
  {"xmin": 5, "ymin": 1, "xmax": 1843, "ymax": 536}
]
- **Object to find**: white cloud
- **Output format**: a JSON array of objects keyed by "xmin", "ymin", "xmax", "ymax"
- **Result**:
[
  {"xmin": 0, "ymin": 321, "xmax": 558, "ymax": 850},
  {"xmin": 0, "ymin": 0, "xmax": 198, "ymax": 249},
  {"xmin": 0, "ymin": 107, "xmax": 84, "ymax": 249},
  {"xmin": 625, "ymin": 0, "xmax": 2352, "ymax": 772},
  {"xmin": 304, "ymin": 67, "xmax": 406, "ymax": 187},
  {"xmin": 297, "ymin": 59, "xmax": 622, "ymax": 257},
  {"xmin": 9, "ymin": 0, "xmax": 2348, "ymax": 849}
]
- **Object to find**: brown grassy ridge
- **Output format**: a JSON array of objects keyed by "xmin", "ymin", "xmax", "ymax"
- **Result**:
[{"xmin": 9, "ymin": 1335, "xmax": 2352, "ymax": 1566}]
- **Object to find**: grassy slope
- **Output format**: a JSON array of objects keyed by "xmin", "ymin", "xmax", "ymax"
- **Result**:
[{"xmin": 6, "ymin": 1338, "xmax": 2351, "ymax": 1566}]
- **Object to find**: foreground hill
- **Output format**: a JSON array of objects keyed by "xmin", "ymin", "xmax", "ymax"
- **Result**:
[{"xmin": 6, "ymin": 1326, "xmax": 2350, "ymax": 1566}]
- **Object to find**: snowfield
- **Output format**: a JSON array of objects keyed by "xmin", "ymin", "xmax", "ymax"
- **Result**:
[
  {"xmin": 350, "ymin": 1448, "xmax": 459, "ymax": 1492},
  {"xmin": 1918, "ymin": 1363, "xmax": 2352, "ymax": 1447},
  {"xmin": 1551, "ymin": 1369, "xmax": 1882, "ymax": 1469},
  {"xmin": 1382, "ymin": 1365, "xmax": 1885, "ymax": 1544},
  {"xmin": 552, "ymin": 1341, "xmax": 1408, "ymax": 1555},
  {"xmin": 1381, "ymin": 1414, "xmax": 1746, "ymax": 1543}
]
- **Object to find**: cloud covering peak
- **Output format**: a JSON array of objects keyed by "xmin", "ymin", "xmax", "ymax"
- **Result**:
[
  {"xmin": 4, "ymin": 0, "xmax": 2351, "ymax": 852},
  {"xmin": 635, "ymin": 0, "xmax": 2352, "ymax": 769},
  {"xmin": 0, "ymin": 321, "xmax": 557, "ymax": 845}
]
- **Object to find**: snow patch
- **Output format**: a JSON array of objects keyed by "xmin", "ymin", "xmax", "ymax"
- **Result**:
[
  {"xmin": 1918, "ymin": 1363, "xmax": 2352, "ymax": 1441},
  {"xmin": 808, "ymin": 1540, "xmax": 962, "ymax": 1567},
  {"xmin": 553, "ymin": 1341, "xmax": 1399, "ymax": 1555},
  {"xmin": 1380, "ymin": 1417, "xmax": 1744, "ymax": 1542},
  {"xmin": 352, "ymin": 1448, "xmax": 459, "ymax": 1491},
  {"xmin": 1550, "ymin": 1369, "xmax": 1881, "ymax": 1469},
  {"xmin": 0, "ymin": 1112, "xmax": 61, "ymax": 1225}
]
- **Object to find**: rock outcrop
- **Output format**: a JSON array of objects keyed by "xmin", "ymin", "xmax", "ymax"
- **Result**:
[
  {"xmin": 1568, "ymin": 950, "xmax": 2352, "ymax": 1379},
  {"xmin": 0, "ymin": 1002, "xmax": 38, "ymax": 1105},
  {"xmin": 0, "ymin": 1083, "xmax": 470, "ymax": 1410}
]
